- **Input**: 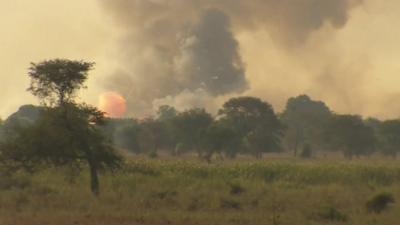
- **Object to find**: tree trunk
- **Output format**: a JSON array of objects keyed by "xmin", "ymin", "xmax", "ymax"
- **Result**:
[{"xmin": 89, "ymin": 161, "xmax": 100, "ymax": 196}]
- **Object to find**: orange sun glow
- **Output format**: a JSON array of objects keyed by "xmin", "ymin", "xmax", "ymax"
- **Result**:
[{"xmin": 98, "ymin": 92, "xmax": 127, "ymax": 118}]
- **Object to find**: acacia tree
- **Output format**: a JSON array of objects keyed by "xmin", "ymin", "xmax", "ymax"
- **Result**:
[
  {"xmin": 28, "ymin": 59, "xmax": 93, "ymax": 106},
  {"xmin": 0, "ymin": 59, "xmax": 121, "ymax": 195}
]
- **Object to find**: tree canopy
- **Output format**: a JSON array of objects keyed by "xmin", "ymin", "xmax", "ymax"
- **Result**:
[
  {"xmin": 324, "ymin": 115, "xmax": 376, "ymax": 159},
  {"xmin": 281, "ymin": 95, "xmax": 332, "ymax": 156},
  {"xmin": 27, "ymin": 59, "xmax": 94, "ymax": 106},
  {"xmin": 378, "ymin": 120, "xmax": 400, "ymax": 157},
  {"xmin": 218, "ymin": 97, "xmax": 285, "ymax": 158}
]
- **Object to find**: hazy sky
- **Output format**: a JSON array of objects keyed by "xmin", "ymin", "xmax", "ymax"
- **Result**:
[{"xmin": 1, "ymin": 0, "xmax": 400, "ymax": 119}]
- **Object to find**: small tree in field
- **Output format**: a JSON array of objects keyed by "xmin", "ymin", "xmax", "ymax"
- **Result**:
[{"xmin": 0, "ymin": 59, "xmax": 121, "ymax": 195}]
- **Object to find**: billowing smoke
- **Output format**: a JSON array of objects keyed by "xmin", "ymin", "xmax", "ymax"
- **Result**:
[
  {"xmin": 98, "ymin": 0, "xmax": 363, "ymax": 116},
  {"xmin": 175, "ymin": 9, "xmax": 247, "ymax": 95}
]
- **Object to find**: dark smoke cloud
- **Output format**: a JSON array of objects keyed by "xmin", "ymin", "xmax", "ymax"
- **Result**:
[
  {"xmin": 98, "ymin": 0, "xmax": 362, "ymax": 116},
  {"xmin": 175, "ymin": 9, "xmax": 247, "ymax": 95}
]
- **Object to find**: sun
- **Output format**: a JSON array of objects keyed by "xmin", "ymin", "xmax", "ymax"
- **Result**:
[{"xmin": 98, "ymin": 92, "xmax": 127, "ymax": 118}]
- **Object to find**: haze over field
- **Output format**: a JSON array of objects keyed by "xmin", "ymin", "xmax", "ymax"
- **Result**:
[{"xmin": 2, "ymin": 0, "xmax": 400, "ymax": 119}]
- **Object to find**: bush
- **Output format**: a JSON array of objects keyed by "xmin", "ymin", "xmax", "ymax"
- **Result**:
[
  {"xmin": 220, "ymin": 198, "xmax": 241, "ymax": 210},
  {"xmin": 0, "ymin": 173, "xmax": 31, "ymax": 190},
  {"xmin": 314, "ymin": 206, "xmax": 348, "ymax": 222},
  {"xmin": 228, "ymin": 182, "xmax": 245, "ymax": 195},
  {"xmin": 148, "ymin": 151, "xmax": 158, "ymax": 159},
  {"xmin": 366, "ymin": 192, "xmax": 395, "ymax": 213}
]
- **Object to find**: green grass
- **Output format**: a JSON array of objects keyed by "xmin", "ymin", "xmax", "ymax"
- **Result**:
[{"xmin": 1, "ymin": 158, "xmax": 400, "ymax": 225}]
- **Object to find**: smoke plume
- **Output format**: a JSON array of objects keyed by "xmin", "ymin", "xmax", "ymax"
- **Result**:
[{"xmin": 98, "ymin": 0, "xmax": 363, "ymax": 116}]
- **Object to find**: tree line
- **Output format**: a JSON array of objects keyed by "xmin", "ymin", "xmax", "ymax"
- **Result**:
[
  {"xmin": 1, "ymin": 59, "xmax": 400, "ymax": 195},
  {"xmin": 107, "ymin": 95, "xmax": 400, "ymax": 161}
]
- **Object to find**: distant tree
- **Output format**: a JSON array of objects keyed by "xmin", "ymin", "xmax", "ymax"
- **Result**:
[
  {"xmin": 100, "ymin": 118, "xmax": 135, "ymax": 139},
  {"xmin": 0, "ymin": 118, "xmax": 3, "ymax": 139},
  {"xmin": 156, "ymin": 105, "xmax": 179, "ymax": 154},
  {"xmin": 172, "ymin": 108, "xmax": 214, "ymax": 156},
  {"xmin": 6, "ymin": 105, "xmax": 41, "ymax": 123},
  {"xmin": 324, "ymin": 115, "xmax": 376, "ymax": 159},
  {"xmin": 0, "ymin": 59, "xmax": 121, "ymax": 196},
  {"xmin": 1, "ymin": 105, "xmax": 43, "ymax": 132},
  {"xmin": 137, "ymin": 118, "xmax": 167, "ymax": 156},
  {"xmin": 281, "ymin": 95, "xmax": 332, "ymax": 156},
  {"xmin": 201, "ymin": 121, "xmax": 241, "ymax": 162},
  {"xmin": 219, "ymin": 97, "xmax": 284, "ymax": 158},
  {"xmin": 364, "ymin": 117, "xmax": 383, "ymax": 131},
  {"xmin": 378, "ymin": 120, "xmax": 400, "ymax": 157},
  {"xmin": 157, "ymin": 105, "xmax": 178, "ymax": 122},
  {"xmin": 114, "ymin": 119, "xmax": 141, "ymax": 154}
]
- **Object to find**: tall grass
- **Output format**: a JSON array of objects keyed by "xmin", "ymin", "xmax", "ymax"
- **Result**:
[{"xmin": 0, "ymin": 158, "xmax": 400, "ymax": 225}]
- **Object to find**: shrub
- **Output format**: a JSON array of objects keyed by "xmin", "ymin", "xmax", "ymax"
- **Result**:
[
  {"xmin": 148, "ymin": 151, "xmax": 158, "ymax": 159},
  {"xmin": 220, "ymin": 198, "xmax": 241, "ymax": 210},
  {"xmin": 366, "ymin": 192, "xmax": 395, "ymax": 213},
  {"xmin": 315, "ymin": 206, "xmax": 348, "ymax": 222},
  {"xmin": 228, "ymin": 182, "xmax": 245, "ymax": 195},
  {"xmin": 0, "ymin": 174, "xmax": 31, "ymax": 190}
]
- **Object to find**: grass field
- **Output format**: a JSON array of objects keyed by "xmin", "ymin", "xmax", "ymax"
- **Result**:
[{"xmin": 1, "ymin": 157, "xmax": 400, "ymax": 225}]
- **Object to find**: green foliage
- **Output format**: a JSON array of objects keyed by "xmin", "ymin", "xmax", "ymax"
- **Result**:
[
  {"xmin": 0, "ymin": 159, "xmax": 400, "ymax": 224},
  {"xmin": 228, "ymin": 182, "xmax": 245, "ymax": 195},
  {"xmin": 201, "ymin": 121, "xmax": 241, "ymax": 160},
  {"xmin": 137, "ymin": 118, "xmax": 166, "ymax": 154},
  {"xmin": 220, "ymin": 198, "xmax": 241, "ymax": 210},
  {"xmin": 378, "ymin": 120, "xmax": 400, "ymax": 157},
  {"xmin": 172, "ymin": 108, "xmax": 214, "ymax": 154},
  {"xmin": 27, "ymin": 59, "xmax": 94, "ymax": 106},
  {"xmin": 315, "ymin": 206, "xmax": 348, "ymax": 222},
  {"xmin": 1, "ymin": 105, "xmax": 42, "ymax": 138},
  {"xmin": 324, "ymin": 115, "xmax": 376, "ymax": 158},
  {"xmin": 366, "ymin": 192, "xmax": 395, "ymax": 213},
  {"xmin": 157, "ymin": 105, "xmax": 178, "ymax": 122},
  {"xmin": 113, "ymin": 119, "xmax": 141, "ymax": 154},
  {"xmin": 281, "ymin": 95, "xmax": 332, "ymax": 156},
  {"xmin": 0, "ymin": 59, "xmax": 121, "ymax": 196},
  {"xmin": 0, "ymin": 104, "xmax": 122, "ymax": 188},
  {"xmin": 148, "ymin": 151, "xmax": 158, "ymax": 159},
  {"xmin": 219, "ymin": 96, "xmax": 284, "ymax": 158}
]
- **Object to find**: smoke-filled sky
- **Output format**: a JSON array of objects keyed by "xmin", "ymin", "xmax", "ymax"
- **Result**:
[{"xmin": 2, "ymin": 0, "xmax": 400, "ymax": 119}]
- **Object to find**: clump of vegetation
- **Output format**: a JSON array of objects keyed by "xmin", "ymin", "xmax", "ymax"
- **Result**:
[
  {"xmin": 366, "ymin": 192, "xmax": 395, "ymax": 213},
  {"xmin": 314, "ymin": 206, "xmax": 348, "ymax": 222},
  {"xmin": 148, "ymin": 151, "xmax": 158, "ymax": 159},
  {"xmin": 220, "ymin": 198, "xmax": 241, "ymax": 210},
  {"xmin": 0, "ymin": 173, "xmax": 31, "ymax": 190},
  {"xmin": 152, "ymin": 190, "xmax": 178, "ymax": 200},
  {"xmin": 228, "ymin": 182, "xmax": 246, "ymax": 195}
]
